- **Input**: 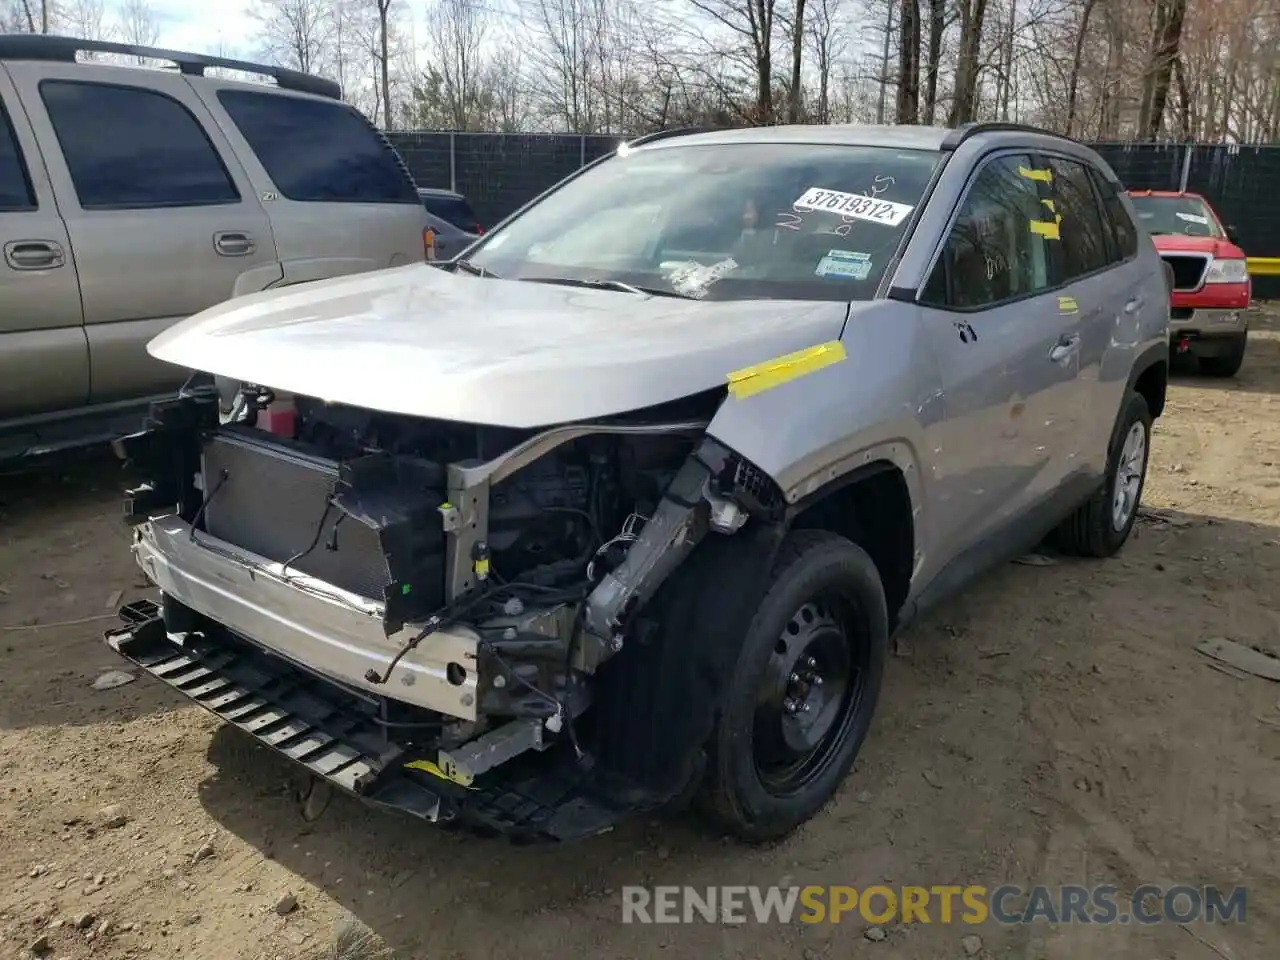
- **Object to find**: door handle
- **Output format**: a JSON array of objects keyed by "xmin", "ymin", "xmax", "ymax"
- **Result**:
[
  {"xmin": 1049, "ymin": 333, "xmax": 1080, "ymax": 363},
  {"xmin": 1124, "ymin": 297, "xmax": 1144, "ymax": 314},
  {"xmin": 213, "ymin": 231, "xmax": 255, "ymax": 256},
  {"xmin": 4, "ymin": 239, "xmax": 64, "ymax": 270}
]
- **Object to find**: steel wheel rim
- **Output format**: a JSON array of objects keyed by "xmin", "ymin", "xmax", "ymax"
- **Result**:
[
  {"xmin": 751, "ymin": 593, "xmax": 868, "ymax": 798},
  {"xmin": 1111, "ymin": 421, "xmax": 1147, "ymax": 531}
]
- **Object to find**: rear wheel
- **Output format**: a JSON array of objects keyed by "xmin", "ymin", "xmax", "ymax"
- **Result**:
[
  {"xmin": 1198, "ymin": 331, "xmax": 1247, "ymax": 378},
  {"xmin": 1055, "ymin": 390, "xmax": 1151, "ymax": 558},
  {"xmin": 703, "ymin": 530, "xmax": 888, "ymax": 841}
]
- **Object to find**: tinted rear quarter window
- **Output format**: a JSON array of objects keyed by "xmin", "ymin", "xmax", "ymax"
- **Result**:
[
  {"xmin": 1090, "ymin": 169, "xmax": 1138, "ymax": 261},
  {"xmin": 1045, "ymin": 156, "xmax": 1110, "ymax": 280},
  {"xmin": 422, "ymin": 194, "xmax": 478, "ymax": 230},
  {"xmin": 40, "ymin": 80, "xmax": 240, "ymax": 209},
  {"xmin": 219, "ymin": 90, "xmax": 418, "ymax": 204},
  {"xmin": 0, "ymin": 97, "xmax": 35, "ymax": 211}
]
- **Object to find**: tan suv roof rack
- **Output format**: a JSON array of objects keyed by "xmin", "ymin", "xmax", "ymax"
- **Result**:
[{"xmin": 0, "ymin": 34, "xmax": 342, "ymax": 101}]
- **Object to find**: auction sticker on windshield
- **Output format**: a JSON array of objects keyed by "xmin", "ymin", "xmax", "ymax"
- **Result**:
[
  {"xmin": 793, "ymin": 188, "xmax": 915, "ymax": 226},
  {"xmin": 815, "ymin": 250, "xmax": 873, "ymax": 280}
]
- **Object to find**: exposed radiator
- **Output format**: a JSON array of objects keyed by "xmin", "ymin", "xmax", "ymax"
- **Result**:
[{"xmin": 200, "ymin": 431, "xmax": 393, "ymax": 601}]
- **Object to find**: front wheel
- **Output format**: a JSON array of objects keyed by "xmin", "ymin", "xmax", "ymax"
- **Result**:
[
  {"xmin": 1055, "ymin": 390, "xmax": 1152, "ymax": 558},
  {"xmin": 703, "ymin": 530, "xmax": 888, "ymax": 842}
]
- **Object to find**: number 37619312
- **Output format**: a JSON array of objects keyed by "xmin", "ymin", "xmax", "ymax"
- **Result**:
[{"xmin": 793, "ymin": 188, "xmax": 915, "ymax": 227}]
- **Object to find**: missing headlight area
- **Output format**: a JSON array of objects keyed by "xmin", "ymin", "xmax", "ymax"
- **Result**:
[{"xmin": 110, "ymin": 380, "xmax": 783, "ymax": 836}]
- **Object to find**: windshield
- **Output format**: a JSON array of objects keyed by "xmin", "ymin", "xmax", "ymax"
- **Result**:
[
  {"xmin": 463, "ymin": 142, "xmax": 943, "ymax": 301},
  {"xmin": 1128, "ymin": 194, "xmax": 1224, "ymax": 238}
]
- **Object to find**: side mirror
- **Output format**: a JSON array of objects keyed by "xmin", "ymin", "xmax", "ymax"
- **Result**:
[{"xmin": 1225, "ymin": 224, "xmax": 1242, "ymax": 246}]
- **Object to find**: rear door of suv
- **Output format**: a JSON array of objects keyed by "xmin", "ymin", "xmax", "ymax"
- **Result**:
[
  {"xmin": 193, "ymin": 83, "xmax": 424, "ymax": 284},
  {"xmin": 5, "ymin": 61, "xmax": 281, "ymax": 404}
]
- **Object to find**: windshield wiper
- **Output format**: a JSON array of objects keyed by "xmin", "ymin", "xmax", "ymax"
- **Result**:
[
  {"xmin": 521, "ymin": 276, "xmax": 695, "ymax": 298},
  {"xmin": 453, "ymin": 258, "xmax": 498, "ymax": 278}
]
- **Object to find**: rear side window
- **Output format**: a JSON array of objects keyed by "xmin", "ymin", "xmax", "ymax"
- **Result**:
[
  {"xmin": 1090, "ymin": 170, "xmax": 1138, "ymax": 262},
  {"xmin": 1044, "ymin": 156, "xmax": 1110, "ymax": 280},
  {"xmin": 0, "ymin": 98, "xmax": 35, "ymax": 211},
  {"xmin": 40, "ymin": 80, "xmax": 239, "ymax": 209},
  {"xmin": 219, "ymin": 90, "xmax": 418, "ymax": 204},
  {"xmin": 422, "ymin": 194, "xmax": 479, "ymax": 231}
]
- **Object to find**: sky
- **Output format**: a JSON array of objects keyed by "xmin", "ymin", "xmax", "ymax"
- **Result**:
[{"xmin": 150, "ymin": 0, "xmax": 257, "ymax": 56}]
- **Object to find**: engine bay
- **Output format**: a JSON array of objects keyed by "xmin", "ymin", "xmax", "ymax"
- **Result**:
[{"xmin": 121, "ymin": 379, "xmax": 773, "ymax": 789}]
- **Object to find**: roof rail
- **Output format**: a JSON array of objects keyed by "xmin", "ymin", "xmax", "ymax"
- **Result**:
[
  {"xmin": 622, "ymin": 127, "xmax": 707, "ymax": 149},
  {"xmin": 941, "ymin": 121, "xmax": 1077, "ymax": 150},
  {"xmin": 0, "ymin": 34, "xmax": 341, "ymax": 100}
]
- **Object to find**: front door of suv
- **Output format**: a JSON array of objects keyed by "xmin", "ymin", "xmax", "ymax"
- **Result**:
[{"xmin": 917, "ymin": 152, "xmax": 1083, "ymax": 562}]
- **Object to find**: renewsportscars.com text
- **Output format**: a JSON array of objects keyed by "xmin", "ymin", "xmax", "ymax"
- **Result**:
[{"xmin": 620, "ymin": 884, "xmax": 1247, "ymax": 925}]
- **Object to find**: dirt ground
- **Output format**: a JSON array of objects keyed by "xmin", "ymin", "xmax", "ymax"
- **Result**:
[{"xmin": 3, "ymin": 311, "xmax": 1280, "ymax": 960}]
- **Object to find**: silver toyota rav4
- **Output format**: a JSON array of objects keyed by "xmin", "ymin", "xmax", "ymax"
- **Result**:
[{"xmin": 107, "ymin": 122, "xmax": 1171, "ymax": 844}]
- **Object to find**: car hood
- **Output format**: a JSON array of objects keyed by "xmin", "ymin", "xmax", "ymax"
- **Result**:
[
  {"xmin": 147, "ymin": 264, "xmax": 853, "ymax": 428},
  {"xmin": 1150, "ymin": 234, "xmax": 1244, "ymax": 258}
]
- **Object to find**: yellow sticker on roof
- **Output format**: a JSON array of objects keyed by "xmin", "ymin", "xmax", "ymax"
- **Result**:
[{"xmin": 726, "ymin": 341, "xmax": 848, "ymax": 400}]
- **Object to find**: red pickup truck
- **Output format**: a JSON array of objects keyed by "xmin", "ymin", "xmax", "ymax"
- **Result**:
[{"xmin": 1128, "ymin": 190, "xmax": 1251, "ymax": 377}]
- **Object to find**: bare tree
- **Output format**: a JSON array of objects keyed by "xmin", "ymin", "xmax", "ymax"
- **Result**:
[
  {"xmin": 785, "ymin": 0, "xmax": 807, "ymax": 121},
  {"xmin": 420, "ymin": 0, "xmax": 491, "ymax": 130},
  {"xmin": 62, "ymin": 0, "xmax": 107, "ymax": 42},
  {"xmin": 1137, "ymin": 0, "xmax": 1188, "ymax": 139},
  {"xmin": 921, "ymin": 0, "xmax": 947, "ymax": 123},
  {"xmin": 114, "ymin": 0, "xmax": 159, "ymax": 61},
  {"xmin": 373, "ymin": 0, "xmax": 393, "ymax": 129},
  {"xmin": 947, "ymin": 0, "xmax": 990, "ymax": 125},
  {"xmin": 895, "ymin": 0, "xmax": 919, "ymax": 123},
  {"xmin": 688, "ymin": 0, "xmax": 779, "ymax": 122},
  {"xmin": 248, "ymin": 0, "xmax": 332, "ymax": 74},
  {"xmin": 1064, "ymin": 0, "xmax": 1099, "ymax": 136},
  {"xmin": 804, "ymin": 0, "xmax": 846, "ymax": 123}
]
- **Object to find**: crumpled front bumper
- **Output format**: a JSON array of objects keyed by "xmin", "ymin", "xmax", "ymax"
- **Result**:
[
  {"xmin": 130, "ymin": 515, "xmax": 480, "ymax": 720},
  {"xmin": 104, "ymin": 599, "xmax": 641, "ymax": 842}
]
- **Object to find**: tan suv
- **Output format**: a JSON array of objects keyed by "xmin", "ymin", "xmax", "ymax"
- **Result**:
[{"xmin": 0, "ymin": 35, "xmax": 427, "ymax": 463}]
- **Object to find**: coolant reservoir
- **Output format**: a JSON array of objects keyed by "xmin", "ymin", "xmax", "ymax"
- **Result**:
[{"xmin": 259, "ymin": 391, "xmax": 296, "ymax": 438}]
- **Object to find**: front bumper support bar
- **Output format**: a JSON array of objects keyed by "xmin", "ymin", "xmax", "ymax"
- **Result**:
[{"xmin": 105, "ymin": 600, "xmax": 649, "ymax": 842}]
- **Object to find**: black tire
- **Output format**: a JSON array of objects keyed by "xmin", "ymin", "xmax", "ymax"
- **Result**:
[
  {"xmin": 702, "ymin": 529, "xmax": 888, "ymax": 842},
  {"xmin": 1054, "ymin": 390, "xmax": 1152, "ymax": 558},
  {"xmin": 1198, "ymin": 331, "xmax": 1247, "ymax": 378}
]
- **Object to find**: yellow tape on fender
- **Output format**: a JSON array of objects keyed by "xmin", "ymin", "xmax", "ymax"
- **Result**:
[
  {"xmin": 1058, "ymin": 296, "xmax": 1078, "ymax": 314},
  {"xmin": 726, "ymin": 341, "xmax": 848, "ymax": 400},
  {"xmin": 1018, "ymin": 165, "xmax": 1053, "ymax": 183}
]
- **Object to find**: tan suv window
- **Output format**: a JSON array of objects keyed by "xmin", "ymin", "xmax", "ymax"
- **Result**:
[
  {"xmin": 218, "ymin": 90, "xmax": 418, "ymax": 205},
  {"xmin": 40, "ymin": 80, "xmax": 239, "ymax": 209},
  {"xmin": 0, "ymin": 98, "xmax": 34, "ymax": 211}
]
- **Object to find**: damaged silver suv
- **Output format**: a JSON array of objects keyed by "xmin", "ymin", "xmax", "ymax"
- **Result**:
[{"xmin": 107, "ymin": 122, "xmax": 1170, "ymax": 843}]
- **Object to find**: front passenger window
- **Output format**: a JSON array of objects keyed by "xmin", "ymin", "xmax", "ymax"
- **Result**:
[{"xmin": 922, "ymin": 154, "xmax": 1052, "ymax": 309}]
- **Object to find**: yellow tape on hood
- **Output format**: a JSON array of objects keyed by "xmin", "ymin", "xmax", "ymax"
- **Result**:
[{"xmin": 726, "ymin": 340, "xmax": 848, "ymax": 399}]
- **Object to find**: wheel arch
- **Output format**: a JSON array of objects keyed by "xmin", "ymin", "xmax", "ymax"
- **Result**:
[{"xmin": 1128, "ymin": 343, "xmax": 1169, "ymax": 419}]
